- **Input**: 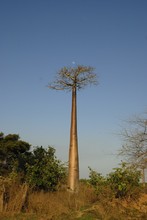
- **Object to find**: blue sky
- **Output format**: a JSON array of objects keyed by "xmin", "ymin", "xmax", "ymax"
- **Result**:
[{"xmin": 0, "ymin": 0, "xmax": 147, "ymax": 178}]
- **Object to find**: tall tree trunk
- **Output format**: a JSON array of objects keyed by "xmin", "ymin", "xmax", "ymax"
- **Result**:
[{"xmin": 68, "ymin": 86, "xmax": 79, "ymax": 192}]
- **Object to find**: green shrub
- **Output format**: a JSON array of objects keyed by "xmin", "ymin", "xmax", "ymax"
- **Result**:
[
  {"xmin": 88, "ymin": 167, "xmax": 113, "ymax": 200},
  {"xmin": 107, "ymin": 162, "xmax": 141, "ymax": 199},
  {"xmin": 88, "ymin": 167, "xmax": 106, "ymax": 188},
  {"xmin": 26, "ymin": 146, "xmax": 67, "ymax": 191}
]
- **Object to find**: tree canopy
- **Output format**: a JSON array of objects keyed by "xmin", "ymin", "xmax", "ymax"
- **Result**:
[
  {"xmin": 48, "ymin": 65, "xmax": 97, "ymax": 91},
  {"xmin": 0, "ymin": 132, "xmax": 31, "ymax": 176}
]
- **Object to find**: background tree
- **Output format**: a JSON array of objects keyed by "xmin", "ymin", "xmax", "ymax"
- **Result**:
[
  {"xmin": 0, "ymin": 132, "xmax": 31, "ymax": 177},
  {"xmin": 48, "ymin": 65, "xmax": 97, "ymax": 192},
  {"xmin": 119, "ymin": 114, "xmax": 147, "ymax": 185}
]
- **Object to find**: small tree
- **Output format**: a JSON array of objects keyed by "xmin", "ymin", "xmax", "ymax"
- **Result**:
[
  {"xmin": 26, "ymin": 146, "xmax": 67, "ymax": 191},
  {"xmin": 48, "ymin": 65, "xmax": 97, "ymax": 192}
]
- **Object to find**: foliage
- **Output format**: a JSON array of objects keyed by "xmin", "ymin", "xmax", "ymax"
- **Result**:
[
  {"xmin": 26, "ymin": 146, "xmax": 67, "ymax": 191},
  {"xmin": 0, "ymin": 132, "xmax": 31, "ymax": 177},
  {"xmin": 88, "ymin": 163, "xmax": 142, "ymax": 199},
  {"xmin": 88, "ymin": 167, "xmax": 106, "ymax": 188},
  {"xmin": 107, "ymin": 162, "xmax": 141, "ymax": 198},
  {"xmin": 0, "ymin": 132, "xmax": 67, "ymax": 192},
  {"xmin": 88, "ymin": 167, "xmax": 111, "ymax": 199}
]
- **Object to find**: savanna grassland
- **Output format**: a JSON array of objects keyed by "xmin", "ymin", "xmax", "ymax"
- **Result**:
[
  {"xmin": 0, "ymin": 132, "xmax": 147, "ymax": 219},
  {"xmin": 0, "ymin": 180, "xmax": 147, "ymax": 220}
]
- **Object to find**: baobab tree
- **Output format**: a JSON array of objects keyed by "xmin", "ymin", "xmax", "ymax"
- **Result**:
[{"xmin": 48, "ymin": 65, "xmax": 97, "ymax": 192}]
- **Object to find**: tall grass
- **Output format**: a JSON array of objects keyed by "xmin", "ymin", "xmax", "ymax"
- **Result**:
[
  {"xmin": 0, "ymin": 180, "xmax": 147, "ymax": 220},
  {"xmin": 27, "ymin": 183, "xmax": 97, "ymax": 219}
]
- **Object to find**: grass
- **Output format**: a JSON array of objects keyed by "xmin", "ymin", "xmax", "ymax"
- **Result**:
[
  {"xmin": 0, "ymin": 182, "xmax": 147, "ymax": 220},
  {"xmin": 0, "ymin": 213, "xmax": 38, "ymax": 220}
]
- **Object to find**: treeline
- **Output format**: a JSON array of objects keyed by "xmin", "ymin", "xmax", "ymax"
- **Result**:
[{"xmin": 0, "ymin": 131, "xmax": 145, "ymax": 198}]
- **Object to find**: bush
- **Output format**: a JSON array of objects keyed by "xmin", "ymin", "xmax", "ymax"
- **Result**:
[
  {"xmin": 88, "ymin": 167, "xmax": 105, "ymax": 188},
  {"xmin": 26, "ymin": 146, "xmax": 67, "ymax": 191},
  {"xmin": 88, "ymin": 167, "xmax": 114, "ymax": 201},
  {"xmin": 107, "ymin": 162, "xmax": 142, "ymax": 199}
]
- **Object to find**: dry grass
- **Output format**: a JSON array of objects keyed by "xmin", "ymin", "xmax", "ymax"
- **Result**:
[
  {"xmin": 0, "ymin": 181, "xmax": 147, "ymax": 220},
  {"xmin": 26, "ymin": 183, "xmax": 97, "ymax": 219}
]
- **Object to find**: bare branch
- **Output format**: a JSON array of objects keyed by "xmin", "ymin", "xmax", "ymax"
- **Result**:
[
  {"xmin": 119, "ymin": 113, "xmax": 147, "ymax": 169},
  {"xmin": 48, "ymin": 65, "xmax": 98, "ymax": 91}
]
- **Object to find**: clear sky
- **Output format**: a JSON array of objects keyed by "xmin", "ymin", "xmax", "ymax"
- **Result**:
[{"xmin": 0, "ymin": 0, "xmax": 147, "ymax": 178}]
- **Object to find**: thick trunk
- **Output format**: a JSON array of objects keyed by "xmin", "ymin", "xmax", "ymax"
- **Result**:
[{"xmin": 68, "ymin": 86, "xmax": 79, "ymax": 192}]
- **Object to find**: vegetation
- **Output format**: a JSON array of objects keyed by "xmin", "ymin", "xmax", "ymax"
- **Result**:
[
  {"xmin": 0, "ymin": 132, "xmax": 67, "ymax": 191},
  {"xmin": 48, "ymin": 65, "xmax": 97, "ymax": 192},
  {"xmin": 26, "ymin": 146, "xmax": 67, "ymax": 191},
  {"xmin": 0, "ymin": 111, "xmax": 147, "ymax": 219},
  {"xmin": 89, "ymin": 162, "xmax": 142, "ymax": 199},
  {"xmin": 88, "ymin": 167, "xmax": 108, "ymax": 198},
  {"xmin": 0, "ymin": 179, "xmax": 147, "ymax": 219},
  {"xmin": 119, "ymin": 113, "xmax": 147, "ymax": 184},
  {"xmin": 107, "ymin": 162, "xmax": 141, "ymax": 199},
  {"xmin": 0, "ymin": 132, "xmax": 31, "ymax": 177}
]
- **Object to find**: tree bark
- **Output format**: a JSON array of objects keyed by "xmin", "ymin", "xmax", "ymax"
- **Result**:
[{"xmin": 68, "ymin": 86, "xmax": 79, "ymax": 192}]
